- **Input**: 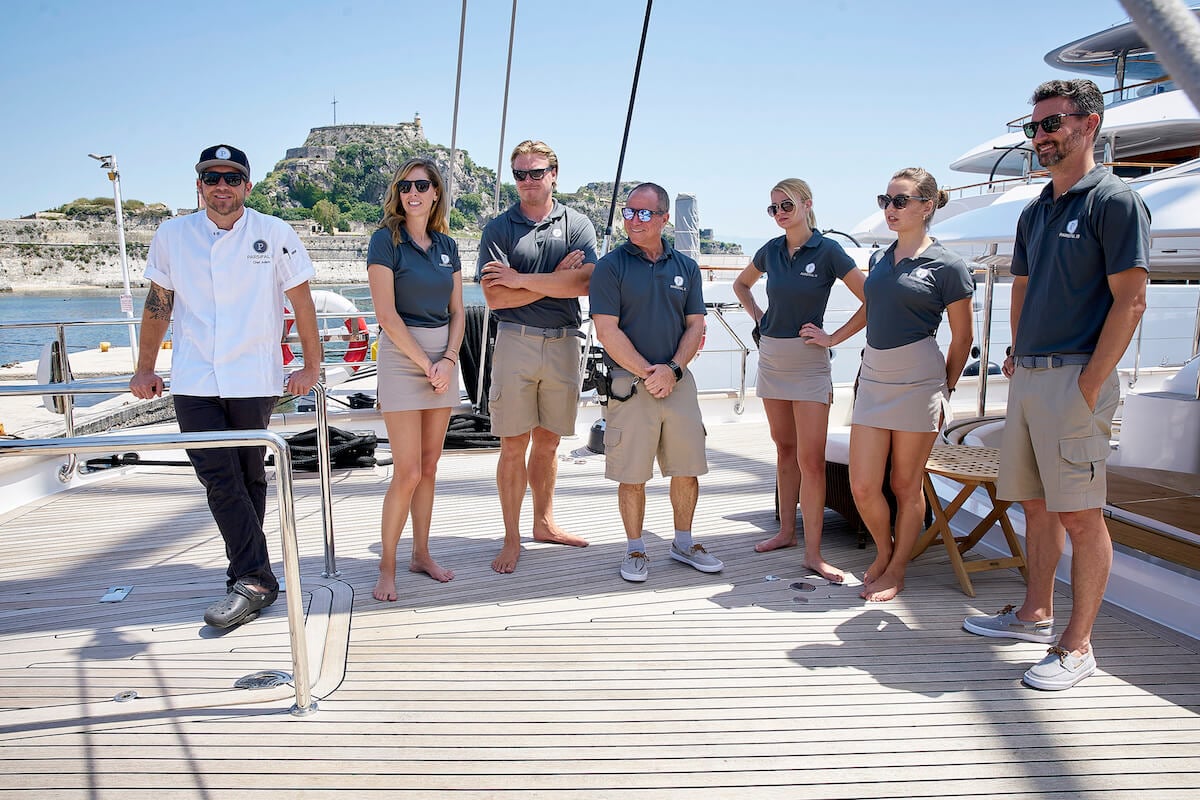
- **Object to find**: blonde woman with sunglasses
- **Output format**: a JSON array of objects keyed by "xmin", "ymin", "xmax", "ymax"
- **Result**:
[
  {"xmin": 733, "ymin": 179, "xmax": 866, "ymax": 583},
  {"xmin": 848, "ymin": 167, "xmax": 974, "ymax": 602},
  {"xmin": 367, "ymin": 158, "xmax": 465, "ymax": 600}
]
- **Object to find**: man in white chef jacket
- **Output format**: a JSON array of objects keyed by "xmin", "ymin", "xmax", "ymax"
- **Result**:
[{"xmin": 131, "ymin": 144, "xmax": 322, "ymax": 629}]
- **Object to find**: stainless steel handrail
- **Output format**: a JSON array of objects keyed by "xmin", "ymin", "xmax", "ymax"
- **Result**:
[
  {"xmin": 0, "ymin": 428, "xmax": 318, "ymax": 717},
  {"xmin": 703, "ymin": 304, "xmax": 750, "ymax": 414},
  {"xmin": 0, "ymin": 377, "xmax": 344, "ymax": 578}
]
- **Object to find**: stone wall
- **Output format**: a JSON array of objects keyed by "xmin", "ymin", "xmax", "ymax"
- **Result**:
[{"xmin": 0, "ymin": 216, "xmax": 480, "ymax": 291}]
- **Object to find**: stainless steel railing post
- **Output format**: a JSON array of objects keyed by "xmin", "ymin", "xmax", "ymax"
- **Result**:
[{"xmin": 312, "ymin": 381, "xmax": 339, "ymax": 577}]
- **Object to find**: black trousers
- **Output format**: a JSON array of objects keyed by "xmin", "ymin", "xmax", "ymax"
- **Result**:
[{"xmin": 173, "ymin": 395, "xmax": 279, "ymax": 592}]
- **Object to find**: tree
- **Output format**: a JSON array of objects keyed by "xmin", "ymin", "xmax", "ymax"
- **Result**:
[{"xmin": 313, "ymin": 199, "xmax": 340, "ymax": 234}]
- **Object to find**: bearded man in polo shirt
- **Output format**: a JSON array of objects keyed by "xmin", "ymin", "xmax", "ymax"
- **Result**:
[
  {"xmin": 130, "ymin": 144, "xmax": 322, "ymax": 629},
  {"xmin": 963, "ymin": 80, "xmax": 1150, "ymax": 690}
]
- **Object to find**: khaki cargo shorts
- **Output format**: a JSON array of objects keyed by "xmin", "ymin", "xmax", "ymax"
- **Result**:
[
  {"xmin": 488, "ymin": 325, "xmax": 583, "ymax": 438},
  {"xmin": 603, "ymin": 369, "xmax": 708, "ymax": 484},
  {"xmin": 997, "ymin": 362, "xmax": 1119, "ymax": 513}
]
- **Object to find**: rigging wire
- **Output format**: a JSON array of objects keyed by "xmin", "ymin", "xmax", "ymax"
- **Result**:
[{"xmin": 600, "ymin": 0, "xmax": 654, "ymax": 257}]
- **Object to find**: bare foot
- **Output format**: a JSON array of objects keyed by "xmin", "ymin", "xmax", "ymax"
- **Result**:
[
  {"xmin": 492, "ymin": 541, "xmax": 522, "ymax": 573},
  {"xmin": 532, "ymin": 521, "xmax": 589, "ymax": 548},
  {"xmin": 372, "ymin": 572, "xmax": 398, "ymax": 602},
  {"xmin": 862, "ymin": 554, "xmax": 892, "ymax": 586},
  {"xmin": 754, "ymin": 531, "xmax": 798, "ymax": 553},
  {"xmin": 410, "ymin": 555, "xmax": 455, "ymax": 583},
  {"xmin": 860, "ymin": 571, "xmax": 904, "ymax": 602},
  {"xmin": 803, "ymin": 558, "xmax": 846, "ymax": 584}
]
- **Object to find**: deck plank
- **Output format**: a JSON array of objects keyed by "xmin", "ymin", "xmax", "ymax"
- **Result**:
[{"xmin": 0, "ymin": 419, "xmax": 1197, "ymax": 797}]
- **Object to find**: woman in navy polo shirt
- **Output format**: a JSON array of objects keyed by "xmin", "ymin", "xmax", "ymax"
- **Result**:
[
  {"xmin": 733, "ymin": 178, "xmax": 866, "ymax": 583},
  {"xmin": 849, "ymin": 167, "xmax": 974, "ymax": 602},
  {"xmin": 367, "ymin": 158, "xmax": 465, "ymax": 600}
]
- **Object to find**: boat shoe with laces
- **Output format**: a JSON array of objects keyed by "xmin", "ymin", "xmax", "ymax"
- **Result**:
[
  {"xmin": 669, "ymin": 542, "xmax": 724, "ymax": 573},
  {"xmin": 620, "ymin": 550, "xmax": 649, "ymax": 582},
  {"xmin": 203, "ymin": 579, "xmax": 279, "ymax": 629},
  {"xmin": 963, "ymin": 604, "xmax": 1055, "ymax": 643},
  {"xmin": 1023, "ymin": 645, "xmax": 1097, "ymax": 690}
]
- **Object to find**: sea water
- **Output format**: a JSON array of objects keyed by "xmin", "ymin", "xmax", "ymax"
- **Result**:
[{"xmin": 0, "ymin": 284, "xmax": 486, "ymax": 367}]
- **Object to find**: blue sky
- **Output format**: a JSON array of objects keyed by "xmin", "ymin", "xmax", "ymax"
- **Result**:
[{"xmin": 1, "ymin": 0, "xmax": 1136, "ymax": 249}]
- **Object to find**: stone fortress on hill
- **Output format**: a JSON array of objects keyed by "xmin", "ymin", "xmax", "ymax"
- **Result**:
[{"xmin": 0, "ymin": 119, "xmax": 740, "ymax": 292}]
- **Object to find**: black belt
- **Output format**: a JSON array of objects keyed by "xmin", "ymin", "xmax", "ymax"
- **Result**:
[
  {"xmin": 1015, "ymin": 354, "xmax": 1090, "ymax": 368},
  {"xmin": 497, "ymin": 321, "xmax": 583, "ymax": 339}
]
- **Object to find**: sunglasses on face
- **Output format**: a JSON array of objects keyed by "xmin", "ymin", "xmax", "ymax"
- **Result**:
[
  {"xmin": 199, "ymin": 171, "xmax": 246, "ymax": 186},
  {"xmin": 512, "ymin": 168, "xmax": 551, "ymax": 182},
  {"xmin": 766, "ymin": 200, "xmax": 796, "ymax": 217},
  {"xmin": 1022, "ymin": 112, "xmax": 1090, "ymax": 138},
  {"xmin": 398, "ymin": 179, "xmax": 433, "ymax": 193},
  {"xmin": 876, "ymin": 194, "xmax": 930, "ymax": 210},
  {"xmin": 622, "ymin": 207, "xmax": 664, "ymax": 222}
]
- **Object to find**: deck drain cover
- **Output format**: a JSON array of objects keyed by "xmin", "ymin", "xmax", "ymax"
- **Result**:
[
  {"xmin": 234, "ymin": 670, "xmax": 293, "ymax": 690},
  {"xmin": 113, "ymin": 690, "xmax": 138, "ymax": 702},
  {"xmin": 790, "ymin": 581, "xmax": 817, "ymax": 592},
  {"xmin": 792, "ymin": 596, "xmax": 809, "ymax": 604}
]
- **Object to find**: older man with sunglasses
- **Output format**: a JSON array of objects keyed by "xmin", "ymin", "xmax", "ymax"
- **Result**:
[
  {"xmin": 477, "ymin": 140, "xmax": 597, "ymax": 573},
  {"xmin": 963, "ymin": 80, "xmax": 1150, "ymax": 690},
  {"xmin": 590, "ymin": 183, "xmax": 723, "ymax": 583},
  {"xmin": 130, "ymin": 144, "xmax": 322, "ymax": 629}
]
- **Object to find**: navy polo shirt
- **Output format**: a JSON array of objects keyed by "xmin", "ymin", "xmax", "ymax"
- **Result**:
[
  {"xmin": 753, "ymin": 230, "xmax": 856, "ymax": 338},
  {"xmin": 477, "ymin": 201, "xmax": 599, "ymax": 328},
  {"xmin": 366, "ymin": 227, "xmax": 461, "ymax": 328},
  {"xmin": 589, "ymin": 238, "xmax": 707, "ymax": 366},
  {"xmin": 1012, "ymin": 166, "xmax": 1151, "ymax": 356},
  {"xmin": 863, "ymin": 240, "xmax": 974, "ymax": 350}
]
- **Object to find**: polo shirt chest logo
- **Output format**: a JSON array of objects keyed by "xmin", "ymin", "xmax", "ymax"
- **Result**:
[
  {"xmin": 803, "ymin": 262, "xmax": 817, "ymax": 277},
  {"xmin": 440, "ymin": 253, "xmax": 452, "ymax": 267},
  {"xmin": 1060, "ymin": 218, "xmax": 1082, "ymax": 240},
  {"xmin": 552, "ymin": 227, "xmax": 563, "ymax": 238},
  {"xmin": 670, "ymin": 275, "xmax": 686, "ymax": 291}
]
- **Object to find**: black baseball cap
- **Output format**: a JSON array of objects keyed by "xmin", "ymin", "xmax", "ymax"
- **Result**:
[{"xmin": 196, "ymin": 144, "xmax": 250, "ymax": 179}]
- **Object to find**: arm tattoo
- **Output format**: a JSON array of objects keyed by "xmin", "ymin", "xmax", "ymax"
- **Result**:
[{"xmin": 145, "ymin": 284, "xmax": 174, "ymax": 320}]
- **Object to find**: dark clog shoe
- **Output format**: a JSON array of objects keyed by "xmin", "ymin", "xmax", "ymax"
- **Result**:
[{"xmin": 203, "ymin": 580, "xmax": 279, "ymax": 629}]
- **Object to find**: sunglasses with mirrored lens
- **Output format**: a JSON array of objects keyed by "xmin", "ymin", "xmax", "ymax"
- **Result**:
[
  {"xmin": 876, "ymin": 194, "xmax": 929, "ymax": 210},
  {"xmin": 200, "ymin": 171, "xmax": 246, "ymax": 186},
  {"xmin": 398, "ymin": 179, "xmax": 433, "ymax": 193},
  {"xmin": 622, "ymin": 207, "xmax": 663, "ymax": 222},
  {"xmin": 1021, "ymin": 112, "xmax": 1090, "ymax": 138},
  {"xmin": 512, "ymin": 168, "xmax": 550, "ymax": 181},
  {"xmin": 766, "ymin": 200, "xmax": 796, "ymax": 217}
]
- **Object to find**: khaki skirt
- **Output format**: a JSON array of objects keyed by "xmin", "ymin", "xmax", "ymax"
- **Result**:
[
  {"xmin": 377, "ymin": 325, "xmax": 460, "ymax": 412},
  {"xmin": 756, "ymin": 335, "xmax": 833, "ymax": 404},
  {"xmin": 852, "ymin": 338, "xmax": 947, "ymax": 432}
]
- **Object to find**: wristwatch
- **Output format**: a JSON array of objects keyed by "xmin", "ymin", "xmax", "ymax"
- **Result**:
[{"xmin": 667, "ymin": 360, "xmax": 683, "ymax": 381}]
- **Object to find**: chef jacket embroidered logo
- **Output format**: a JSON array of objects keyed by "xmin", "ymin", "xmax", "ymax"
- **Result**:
[
  {"xmin": 253, "ymin": 240, "xmax": 268, "ymax": 254},
  {"xmin": 216, "ymin": 146, "xmax": 231, "ymax": 159},
  {"xmin": 1060, "ymin": 218, "xmax": 1082, "ymax": 240}
]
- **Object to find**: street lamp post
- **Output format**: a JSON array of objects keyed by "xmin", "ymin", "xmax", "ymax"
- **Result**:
[{"xmin": 88, "ymin": 153, "xmax": 138, "ymax": 370}]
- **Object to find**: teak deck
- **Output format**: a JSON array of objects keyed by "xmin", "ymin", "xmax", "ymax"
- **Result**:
[{"xmin": 0, "ymin": 421, "xmax": 1198, "ymax": 799}]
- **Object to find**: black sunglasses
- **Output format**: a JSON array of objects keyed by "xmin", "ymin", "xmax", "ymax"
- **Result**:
[
  {"xmin": 622, "ymin": 207, "xmax": 664, "ymax": 222},
  {"xmin": 1022, "ymin": 112, "xmax": 1090, "ymax": 138},
  {"xmin": 766, "ymin": 200, "xmax": 796, "ymax": 217},
  {"xmin": 199, "ymin": 171, "xmax": 246, "ymax": 186},
  {"xmin": 877, "ymin": 194, "xmax": 930, "ymax": 210},
  {"xmin": 512, "ymin": 167, "xmax": 551, "ymax": 182},
  {"xmin": 398, "ymin": 179, "xmax": 433, "ymax": 193}
]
